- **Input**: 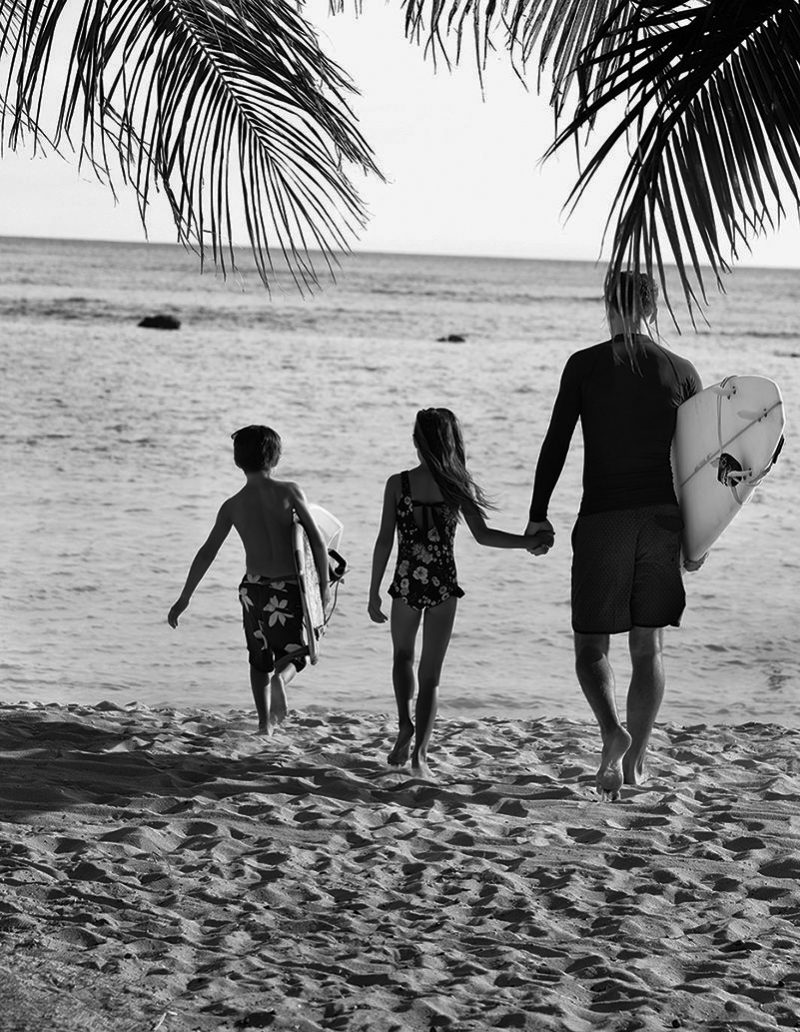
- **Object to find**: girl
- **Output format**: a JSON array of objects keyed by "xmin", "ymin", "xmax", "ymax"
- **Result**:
[{"xmin": 368, "ymin": 408, "xmax": 548, "ymax": 778}]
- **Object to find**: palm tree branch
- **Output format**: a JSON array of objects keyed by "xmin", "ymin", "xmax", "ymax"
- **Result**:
[
  {"xmin": 546, "ymin": 0, "xmax": 798, "ymax": 322},
  {"xmin": 1, "ymin": 0, "xmax": 383, "ymax": 289}
]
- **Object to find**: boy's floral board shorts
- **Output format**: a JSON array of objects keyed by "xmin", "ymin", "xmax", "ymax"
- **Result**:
[{"xmin": 239, "ymin": 574, "xmax": 307, "ymax": 675}]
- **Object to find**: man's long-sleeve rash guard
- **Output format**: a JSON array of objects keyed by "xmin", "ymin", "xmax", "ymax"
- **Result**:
[{"xmin": 529, "ymin": 337, "xmax": 702, "ymax": 521}]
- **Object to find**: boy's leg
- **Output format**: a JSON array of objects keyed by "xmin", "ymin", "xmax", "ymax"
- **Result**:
[
  {"xmin": 388, "ymin": 599, "xmax": 422, "ymax": 765},
  {"xmin": 250, "ymin": 666, "xmax": 271, "ymax": 734},
  {"xmin": 412, "ymin": 597, "xmax": 458, "ymax": 779},
  {"xmin": 264, "ymin": 582, "xmax": 307, "ymax": 727},
  {"xmin": 623, "ymin": 626, "xmax": 665, "ymax": 785},
  {"xmin": 269, "ymin": 657, "xmax": 300, "ymax": 725},
  {"xmin": 574, "ymin": 632, "xmax": 632, "ymax": 800}
]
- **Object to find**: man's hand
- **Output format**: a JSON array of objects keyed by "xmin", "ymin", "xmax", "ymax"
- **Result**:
[
  {"xmin": 525, "ymin": 519, "xmax": 555, "ymax": 555},
  {"xmin": 322, "ymin": 584, "xmax": 332, "ymax": 611},
  {"xmin": 368, "ymin": 597, "xmax": 387, "ymax": 624},
  {"xmin": 167, "ymin": 595, "xmax": 189, "ymax": 628},
  {"xmin": 683, "ymin": 551, "xmax": 709, "ymax": 573}
]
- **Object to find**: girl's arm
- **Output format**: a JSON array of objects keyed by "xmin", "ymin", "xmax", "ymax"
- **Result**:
[
  {"xmin": 168, "ymin": 503, "xmax": 233, "ymax": 626},
  {"xmin": 368, "ymin": 476, "xmax": 398, "ymax": 623},
  {"xmin": 463, "ymin": 506, "xmax": 554, "ymax": 551}
]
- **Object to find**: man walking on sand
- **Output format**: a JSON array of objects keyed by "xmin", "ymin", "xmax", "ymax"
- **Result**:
[{"xmin": 526, "ymin": 272, "xmax": 704, "ymax": 799}]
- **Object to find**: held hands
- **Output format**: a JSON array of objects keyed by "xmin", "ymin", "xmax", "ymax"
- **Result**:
[
  {"xmin": 525, "ymin": 519, "xmax": 555, "ymax": 556},
  {"xmin": 167, "ymin": 595, "xmax": 189, "ymax": 628},
  {"xmin": 368, "ymin": 596, "xmax": 388, "ymax": 624},
  {"xmin": 683, "ymin": 551, "xmax": 709, "ymax": 573}
]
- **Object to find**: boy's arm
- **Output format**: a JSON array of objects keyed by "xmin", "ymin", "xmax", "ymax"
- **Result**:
[
  {"xmin": 291, "ymin": 487, "xmax": 331, "ymax": 609},
  {"xmin": 463, "ymin": 507, "xmax": 554, "ymax": 553},
  {"xmin": 368, "ymin": 476, "xmax": 398, "ymax": 624},
  {"xmin": 168, "ymin": 504, "xmax": 233, "ymax": 627}
]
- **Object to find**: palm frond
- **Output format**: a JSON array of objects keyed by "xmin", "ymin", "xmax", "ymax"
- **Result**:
[
  {"xmin": 384, "ymin": 0, "xmax": 634, "ymax": 111},
  {"xmin": 547, "ymin": 0, "xmax": 795, "ymax": 323},
  {"xmin": 348, "ymin": 0, "xmax": 800, "ymax": 322},
  {"xmin": 0, "ymin": 0, "xmax": 382, "ymax": 290}
]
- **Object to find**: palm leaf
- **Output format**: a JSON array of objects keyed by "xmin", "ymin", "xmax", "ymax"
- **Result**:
[
  {"xmin": 0, "ymin": 0, "xmax": 382, "ymax": 290},
  {"xmin": 369, "ymin": 0, "xmax": 800, "ymax": 322},
  {"xmin": 547, "ymin": 0, "xmax": 796, "ymax": 322}
]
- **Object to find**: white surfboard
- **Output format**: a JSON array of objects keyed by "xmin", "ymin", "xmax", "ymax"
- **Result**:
[
  {"xmin": 672, "ymin": 376, "xmax": 785, "ymax": 561},
  {"xmin": 292, "ymin": 505, "xmax": 343, "ymax": 666}
]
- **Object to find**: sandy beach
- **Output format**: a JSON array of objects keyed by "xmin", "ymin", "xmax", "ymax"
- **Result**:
[{"xmin": 0, "ymin": 702, "xmax": 798, "ymax": 1031}]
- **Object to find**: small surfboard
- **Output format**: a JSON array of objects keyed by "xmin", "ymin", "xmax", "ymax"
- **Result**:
[
  {"xmin": 291, "ymin": 505, "xmax": 343, "ymax": 666},
  {"xmin": 672, "ymin": 376, "xmax": 785, "ymax": 561}
]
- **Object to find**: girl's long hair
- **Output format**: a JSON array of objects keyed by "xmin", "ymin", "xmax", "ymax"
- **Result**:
[{"xmin": 413, "ymin": 408, "xmax": 493, "ymax": 519}]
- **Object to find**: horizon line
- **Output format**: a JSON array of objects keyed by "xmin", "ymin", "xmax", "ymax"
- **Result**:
[{"xmin": 1, "ymin": 231, "xmax": 798, "ymax": 275}]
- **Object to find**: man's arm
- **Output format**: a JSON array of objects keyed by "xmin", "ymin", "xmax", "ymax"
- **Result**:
[
  {"xmin": 528, "ymin": 354, "xmax": 582, "ymax": 525},
  {"xmin": 168, "ymin": 503, "xmax": 233, "ymax": 627},
  {"xmin": 292, "ymin": 486, "xmax": 331, "ymax": 610}
]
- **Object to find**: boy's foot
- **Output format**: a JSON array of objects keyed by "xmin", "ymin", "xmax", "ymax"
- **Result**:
[
  {"xmin": 596, "ymin": 726, "xmax": 632, "ymax": 801},
  {"xmin": 257, "ymin": 721, "xmax": 273, "ymax": 737},
  {"xmin": 387, "ymin": 723, "xmax": 414, "ymax": 766},
  {"xmin": 269, "ymin": 673, "xmax": 288, "ymax": 725}
]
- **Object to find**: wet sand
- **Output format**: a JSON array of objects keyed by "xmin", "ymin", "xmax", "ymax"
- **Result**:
[{"xmin": 1, "ymin": 701, "xmax": 799, "ymax": 1031}]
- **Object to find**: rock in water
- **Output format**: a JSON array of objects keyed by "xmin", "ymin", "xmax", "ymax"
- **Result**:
[
  {"xmin": 436, "ymin": 333, "xmax": 466, "ymax": 343},
  {"xmin": 138, "ymin": 314, "xmax": 181, "ymax": 330}
]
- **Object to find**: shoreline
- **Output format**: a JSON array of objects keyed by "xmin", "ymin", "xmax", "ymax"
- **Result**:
[{"xmin": 1, "ymin": 701, "xmax": 799, "ymax": 1030}]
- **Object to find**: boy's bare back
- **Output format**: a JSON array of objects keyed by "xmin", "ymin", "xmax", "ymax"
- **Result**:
[{"xmin": 225, "ymin": 476, "xmax": 300, "ymax": 578}]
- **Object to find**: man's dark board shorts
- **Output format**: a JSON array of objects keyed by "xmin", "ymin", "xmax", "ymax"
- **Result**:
[
  {"xmin": 571, "ymin": 504, "xmax": 685, "ymax": 634},
  {"xmin": 239, "ymin": 575, "xmax": 307, "ymax": 674}
]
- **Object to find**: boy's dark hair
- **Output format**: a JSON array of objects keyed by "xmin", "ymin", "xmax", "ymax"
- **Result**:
[{"xmin": 231, "ymin": 425, "xmax": 282, "ymax": 472}]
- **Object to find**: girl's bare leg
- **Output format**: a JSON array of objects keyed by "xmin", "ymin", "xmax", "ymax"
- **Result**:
[
  {"xmin": 388, "ymin": 600, "xmax": 422, "ymax": 765},
  {"xmin": 413, "ymin": 597, "xmax": 458, "ymax": 779}
]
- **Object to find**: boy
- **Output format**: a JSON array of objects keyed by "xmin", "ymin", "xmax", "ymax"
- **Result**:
[{"xmin": 168, "ymin": 425, "xmax": 330, "ymax": 734}]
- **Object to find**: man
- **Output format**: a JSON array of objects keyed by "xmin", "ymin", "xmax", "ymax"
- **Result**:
[{"xmin": 527, "ymin": 273, "xmax": 703, "ymax": 799}]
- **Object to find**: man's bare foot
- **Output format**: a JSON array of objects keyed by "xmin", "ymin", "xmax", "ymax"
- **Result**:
[
  {"xmin": 257, "ymin": 721, "xmax": 273, "ymax": 737},
  {"xmin": 269, "ymin": 672, "xmax": 288, "ymax": 725},
  {"xmin": 623, "ymin": 751, "xmax": 647, "ymax": 786},
  {"xmin": 387, "ymin": 723, "xmax": 414, "ymax": 766},
  {"xmin": 596, "ymin": 726, "xmax": 632, "ymax": 800},
  {"xmin": 411, "ymin": 756, "xmax": 434, "ymax": 780}
]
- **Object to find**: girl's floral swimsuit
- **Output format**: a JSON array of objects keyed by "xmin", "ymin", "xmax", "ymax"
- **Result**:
[{"xmin": 388, "ymin": 471, "xmax": 465, "ymax": 610}]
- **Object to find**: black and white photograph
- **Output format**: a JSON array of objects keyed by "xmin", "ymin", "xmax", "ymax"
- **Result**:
[{"xmin": 1, "ymin": 2, "xmax": 798, "ymax": 1029}]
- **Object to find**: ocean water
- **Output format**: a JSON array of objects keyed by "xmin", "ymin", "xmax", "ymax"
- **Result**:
[{"xmin": 1, "ymin": 236, "xmax": 798, "ymax": 726}]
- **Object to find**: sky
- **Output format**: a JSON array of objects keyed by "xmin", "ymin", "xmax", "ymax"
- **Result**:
[{"xmin": 0, "ymin": 1, "xmax": 799, "ymax": 268}]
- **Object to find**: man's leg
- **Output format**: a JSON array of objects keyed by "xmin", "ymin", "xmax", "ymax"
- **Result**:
[
  {"xmin": 574, "ymin": 632, "xmax": 632, "ymax": 800},
  {"xmin": 623, "ymin": 626, "xmax": 665, "ymax": 785},
  {"xmin": 388, "ymin": 600, "xmax": 422, "ymax": 765},
  {"xmin": 413, "ymin": 596, "xmax": 458, "ymax": 779}
]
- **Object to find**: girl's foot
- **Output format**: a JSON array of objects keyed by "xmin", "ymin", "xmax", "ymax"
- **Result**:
[{"xmin": 388, "ymin": 722, "xmax": 414, "ymax": 766}]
